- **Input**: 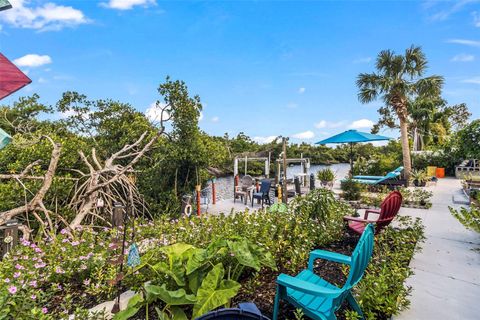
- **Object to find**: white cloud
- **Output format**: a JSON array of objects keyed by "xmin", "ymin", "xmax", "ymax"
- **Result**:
[
  {"xmin": 473, "ymin": 11, "xmax": 480, "ymax": 27},
  {"xmin": 451, "ymin": 53, "xmax": 475, "ymax": 62},
  {"xmin": 253, "ymin": 136, "xmax": 277, "ymax": 144},
  {"xmin": 462, "ymin": 77, "xmax": 480, "ymax": 84},
  {"xmin": 314, "ymin": 120, "xmax": 345, "ymax": 129},
  {"xmin": 1, "ymin": 0, "xmax": 88, "ymax": 31},
  {"xmin": 292, "ymin": 130, "xmax": 315, "ymax": 139},
  {"xmin": 446, "ymin": 39, "xmax": 480, "ymax": 47},
  {"xmin": 102, "ymin": 0, "xmax": 156, "ymax": 10},
  {"xmin": 37, "ymin": 77, "xmax": 47, "ymax": 84},
  {"xmin": 14, "ymin": 54, "xmax": 52, "ymax": 67},
  {"xmin": 349, "ymin": 119, "xmax": 374, "ymax": 130},
  {"xmin": 145, "ymin": 101, "xmax": 169, "ymax": 122},
  {"xmin": 353, "ymin": 57, "xmax": 372, "ymax": 64},
  {"xmin": 211, "ymin": 116, "xmax": 219, "ymax": 123},
  {"xmin": 298, "ymin": 87, "xmax": 306, "ymax": 94}
]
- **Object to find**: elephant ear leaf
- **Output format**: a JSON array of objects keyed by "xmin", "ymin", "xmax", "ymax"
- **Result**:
[
  {"xmin": 186, "ymin": 248, "xmax": 208, "ymax": 275},
  {"xmin": 192, "ymin": 263, "xmax": 241, "ymax": 318},
  {"xmin": 249, "ymin": 243, "xmax": 277, "ymax": 271},
  {"xmin": 112, "ymin": 293, "xmax": 144, "ymax": 320},
  {"xmin": 145, "ymin": 284, "xmax": 196, "ymax": 306},
  {"xmin": 227, "ymin": 239, "xmax": 261, "ymax": 271}
]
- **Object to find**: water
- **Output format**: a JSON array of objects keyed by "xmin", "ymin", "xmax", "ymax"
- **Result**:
[{"xmin": 209, "ymin": 163, "xmax": 350, "ymax": 201}]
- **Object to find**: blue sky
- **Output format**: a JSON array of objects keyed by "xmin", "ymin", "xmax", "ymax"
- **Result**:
[{"xmin": 0, "ymin": 0, "xmax": 479, "ymax": 144}]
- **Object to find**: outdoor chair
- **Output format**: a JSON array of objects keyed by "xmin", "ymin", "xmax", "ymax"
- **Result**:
[
  {"xmin": 195, "ymin": 302, "xmax": 270, "ymax": 320},
  {"xmin": 353, "ymin": 166, "xmax": 404, "ymax": 180},
  {"xmin": 273, "ymin": 224, "xmax": 375, "ymax": 320},
  {"xmin": 344, "ymin": 191, "xmax": 402, "ymax": 234},
  {"xmin": 235, "ymin": 175, "xmax": 254, "ymax": 204},
  {"xmin": 251, "ymin": 179, "xmax": 272, "ymax": 208},
  {"xmin": 343, "ymin": 171, "xmax": 403, "ymax": 186}
]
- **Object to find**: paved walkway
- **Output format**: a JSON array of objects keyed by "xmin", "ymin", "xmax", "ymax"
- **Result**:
[{"xmin": 395, "ymin": 178, "xmax": 480, "ymax": 320}]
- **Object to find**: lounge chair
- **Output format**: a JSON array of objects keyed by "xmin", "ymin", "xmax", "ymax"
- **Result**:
[
  {"xmin": 273, "ymin": 224, "xmax": 375, "ymax": 320},
  {"xmin": 344, "ymin": 191, "xmax": 402, "ymax": 234},
  {"xmin": 352, "ymin": 166, "xmax": 403, "ymax": 180},
  {"xmin": 234, "ymin": 175, "xmax": 254, "ymax": 204},
  {"xmin": 343, "ymin": 170, "xmax": 402, "ymax": 186},
  {"xmin": 251, "ymin": 179, "xmax": 272, "ymax": 208}
]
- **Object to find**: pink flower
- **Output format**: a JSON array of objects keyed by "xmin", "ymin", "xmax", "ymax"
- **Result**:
[
  {"xmin": 31, "ymin": 294, "xmax": 36, "ymax": 300},
  {"xmin": 83, "ymin": 279, "xmax": 90, "ymax": 286},
  {"xmin": 13, "ymin": 272, "xmax": 21, "ymax": 278},
  {"xmin": 8, "ymin": 286, "xmax": 17, "ymax": 294},
  {"xmin": 71, "ymin": 241, "xmax": 80, "ymax": 246},
  {"xmin": 29, "ymin": 280, "xmax": 37, "ymax": 288},
  {"xmin": 21, "ymin": 239, "xmax": 30, "ymax": 246},
  {"xmin": 4, "ymin": 278, "xmax": 10, "ymax": 283},
  {"xmin": 55, "ymin": 267, "xmax": 65, "ymax": 274},
  {"xmin": 34, "ymin": 247, "xmax": 42, "ymax": 253},
  {"xmin": 34, "ymin": 262, "xmax": 46, "ymax": 269},
  {"xmin": 62, "ymin": 239, "xmax": 69, "ymax": 243},
  {"xmin": 15, "ymin": 264, "xmax": 25, "ymax": 270},
  {"xmin": 60, "ymin": 229, "xmax": 68, "ymax": 235},
  {"xmin": 42, "ymin": 307, "xmax": 48, "ymax": 314},
  {"xmin": 80, "ymin": 264, "xmax": 87, "ymax": 270}
]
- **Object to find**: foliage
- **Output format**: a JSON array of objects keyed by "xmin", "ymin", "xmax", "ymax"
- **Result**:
[
  {"xmin": 317, "ymin": 168, "xmax": 335, "ymax": 182},
  {"xmin": 360, "ymin": 187, "xmax": 432, "ymax": 209},
  {"xmin": 410, "ymin": 169, "xmax": 428, "ymax": 186},
  {"xmin": 352, "ymin": 141, "xmax": 402, "ymax": 177},
  {"xmin": 449, "ymin": 205, "xmax": 480, "ymax": 233},
  {"xmin": 354, "ymin": 216, "xmax": 425, "ymax": 319},
  {"xmin": 456, "ymin": 119, "xmax": 480, "ymax": 160},
  {"xmin": 116, "ymin": 238, "xmax": 275, "ymax": 320},
  {"xmin": 341, "ymin": 179, "xmax": 366, "ymax": 201}
]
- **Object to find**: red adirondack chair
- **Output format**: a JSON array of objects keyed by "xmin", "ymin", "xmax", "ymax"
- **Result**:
[{"xmin": 344, "ymin": 190, "xmax": 403, "ymax": 234}]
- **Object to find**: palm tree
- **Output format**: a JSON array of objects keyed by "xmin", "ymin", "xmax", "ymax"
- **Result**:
[{"xmin": 357, "ymin": 45, "xmax": 444, "ymax": 181}]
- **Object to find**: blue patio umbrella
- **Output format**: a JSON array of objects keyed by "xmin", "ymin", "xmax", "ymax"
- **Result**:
[
  {"xmin": 0, "ymin": 128, "xmax": 12, "ymax": 150},
  {"xmin": 316, "ymin": 129, "xmax": 391, "ymax": 175}
]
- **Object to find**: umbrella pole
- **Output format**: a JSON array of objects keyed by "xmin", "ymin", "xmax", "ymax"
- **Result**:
[{"xmin": 349, "ymin": 143, "xmax": 354, "ymax": 177}]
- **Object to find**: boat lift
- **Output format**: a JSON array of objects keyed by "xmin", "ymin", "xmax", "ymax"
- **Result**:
[{"xmin": 233, "ymin": 154, "xmax": 271, "ymax": 178}]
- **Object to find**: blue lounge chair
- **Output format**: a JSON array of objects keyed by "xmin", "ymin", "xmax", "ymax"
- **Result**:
[
  {"xmin": 272, "ymin": 224, "xmax": 375, "ymax": 320},
  {"xmin": 352, "ymin": 166, "xmax": 403, "ymax": 180}
]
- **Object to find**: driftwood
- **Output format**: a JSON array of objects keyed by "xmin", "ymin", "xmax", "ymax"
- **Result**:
[
  {"xmin": 0, "ymin": 100, "xmax": 172, "ymax": 235},
  {"xmin": 0, "ymin": 136, "xmax": 60, "ymax": 236}
]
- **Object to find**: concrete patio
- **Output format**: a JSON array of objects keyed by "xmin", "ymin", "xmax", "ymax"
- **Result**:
[{"xmin": 395, "ymin": 178, "xmax": 480, "ymax": 320}]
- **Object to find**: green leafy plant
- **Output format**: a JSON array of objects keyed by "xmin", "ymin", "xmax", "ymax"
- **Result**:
[
  {"xmin": 316, "ymin": 168, "xmax": 336, "ymax": 187},
  {"xmin": 116, "ymin": 238, "xmax": 276, "ymax": 320},
  {"xmin": 449, "ymin": 205, "xmax": 480, "ymax": 233},
  {"xmin": 410, "ymin": 169, "xmax": 428, "ymax": 186},
  {"xmin": 341, "ymin": 179, "xmax": 366, "ymax": 201}
]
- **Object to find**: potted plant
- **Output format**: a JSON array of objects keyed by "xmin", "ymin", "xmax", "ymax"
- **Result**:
[
  {"xmin": 411, "ymin": 169, "xmax": 428, "ymax": 187},
  {"xmin": 317, "ymin": 168, "xmax": 336, "ymax": 188}
]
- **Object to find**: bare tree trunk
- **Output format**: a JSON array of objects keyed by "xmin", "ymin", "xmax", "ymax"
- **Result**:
[{"xmin": 399, "ymin": 115, "xmax": 412, "ymax": 183}]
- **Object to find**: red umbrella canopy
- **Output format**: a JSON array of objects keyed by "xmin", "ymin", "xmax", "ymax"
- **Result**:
[{"xmin": 0, "ymin": 53, "xmax": 32, "ymax": 100}]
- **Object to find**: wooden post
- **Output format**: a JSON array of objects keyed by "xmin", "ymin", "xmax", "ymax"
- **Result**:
[
  {"xmin": 244, "ymin": 155, "xmax": 248, "ymax": 176},
  {"xmin": 196, "ymin": 185, "xmax": 201, "ymax": 217},
  {"xmin": 282, "ymin": 137, "xmax": 288, "ymax": 203},
  {"xmin": 277, "ymin": 184, "xmax": 282, "ymax": 203},
  {"xmin": 112, "ymin": 203, "xmax": 125, "ymax": 228},
  {"xmin": 211, "ymin": 178, "xmax": 216, "ymax": 205}
]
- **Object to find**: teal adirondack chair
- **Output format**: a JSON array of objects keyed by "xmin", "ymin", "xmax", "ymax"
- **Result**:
[{"xmin": 273, "ymin": 224, "xmax": 375, "ymax": 320}]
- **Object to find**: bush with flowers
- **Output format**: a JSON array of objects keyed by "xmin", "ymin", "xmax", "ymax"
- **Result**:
[{"xmin": 0, "ymin": 189, "xmax": 352, "ymax": 319}]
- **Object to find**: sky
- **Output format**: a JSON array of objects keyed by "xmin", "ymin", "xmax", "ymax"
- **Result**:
[{"xmin": 0, "ymin": 0, "xmax": 479, "ymax": 144}]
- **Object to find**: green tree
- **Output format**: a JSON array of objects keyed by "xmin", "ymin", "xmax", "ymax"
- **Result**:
[{"xmin": 357, "ymin": 45, "xmax": 444, "ymax": 180}]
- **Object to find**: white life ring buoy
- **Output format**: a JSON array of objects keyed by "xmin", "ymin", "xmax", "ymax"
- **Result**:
[{"xmin": 184, "ymin": 204, "xmax": 192, "ymax": 217}]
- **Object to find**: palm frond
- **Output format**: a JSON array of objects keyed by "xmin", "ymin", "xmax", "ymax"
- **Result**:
[
  {"xmin": 415, "ymin": 75, "xmax": 444, "ymax": 98},
  {"xmin": 357, "ymin": 87, "xmax": 379, "ymax": 104},
  {"xmin": 376, "ymin": 50, "xmax": 395, "ymax": 73},
  {"xmin": 405, "ymin": 45, "xmax": 427, "ymax": 78}
]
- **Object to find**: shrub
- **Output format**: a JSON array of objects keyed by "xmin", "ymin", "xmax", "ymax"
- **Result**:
[
  {"xmin": 354, "ymin": 216, "xmax": 425, "ymax": 319},
  {"xmin": 449, "ymin": 205, "xmax": 480, "ymax": 233},
  {"xmin": 341, "ymin": 179, "xmax": 366, "ymax": 201}
]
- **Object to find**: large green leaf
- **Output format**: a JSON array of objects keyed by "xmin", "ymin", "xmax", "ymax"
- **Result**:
[
  {"xmin": 152, "ymin": 261, "xmax": 186, "ymax": 286},
  {"xmin": 192, "ymin": 263, "xmax": 241, "ymax": 318},
  {"xmin": 144, "ymin": 284, "xmax": 196, "ymax": 306},
  {"xmin": 249, "ymin": 243, "xmax": 277, "ymax": 271},
  {"xmin": 227, "ymin": 239, "xmax": 261, "ymax": 271},
  {"xmin": 186, "ymin": 248, "xmax": 208, "ymax": 275},
  {"xmin": 112, "ymin": 293, "xmax": 144, "ymax": 320}
]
